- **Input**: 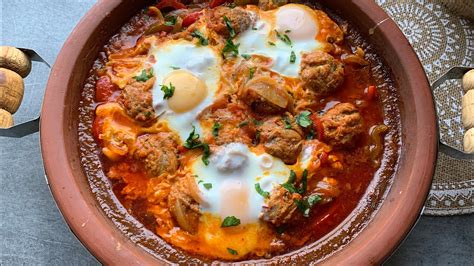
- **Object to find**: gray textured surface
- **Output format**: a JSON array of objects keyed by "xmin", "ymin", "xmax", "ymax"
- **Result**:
[{"xmin": 0, "ymin": 1, "xmax": 472, "ymax": 265}]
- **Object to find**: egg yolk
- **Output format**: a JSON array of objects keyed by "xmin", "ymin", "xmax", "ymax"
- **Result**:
[
  {"xmin": 275, "ymin": 5, "xmax": 318, "ymax": 40},
  {"xmin": 163, "ymin": 70, "xmax": 207, "ymax": 113}
]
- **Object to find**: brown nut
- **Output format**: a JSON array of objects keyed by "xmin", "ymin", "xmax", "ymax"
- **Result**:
[
  {"xmin": 0, "ymin": 46, "xmax": 32, "ymax": 78},
  {"xmin": 462, "ymin": 69, "xmax": 474, "ymax": 93},
  {"xmin": 462, "ymin": 90, "xmax": 474, "ymax": 129},
  {"xmin": 0, "ymin": 68, "xmax": 24, "ymax": 114},
  {"xmin": 464, "ymin": 128, "xmax": 474, "ymax": 153},
  {"xmin": 0, "ymin": 108, "xmax": 14, "ymax": 128}
]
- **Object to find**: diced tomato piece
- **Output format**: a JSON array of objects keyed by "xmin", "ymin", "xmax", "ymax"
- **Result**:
[
  {"xmin": 156, "ymin": 0, "xmax": 186, "ymax": 10},
  {"xmin": 310, "ymin": 114, "xmax": 325, "ymax": 141},
  {"xmin": 182, "ymin": 11, "xmax": 203, "ymax": 27},
  {"xmin": 209, "ymin": 0, "xmax": 229, "ymax": 8},
  {"xmin": 95, "ymin": 75, "xmax": 118, "ymax": 102},
  {"xmin": 92, "ymin": 115, "xmax": 104, "ymax": 142},
  {"xmin": 366, "ymin": 85, "xmax": 377, "ymax": 101}
]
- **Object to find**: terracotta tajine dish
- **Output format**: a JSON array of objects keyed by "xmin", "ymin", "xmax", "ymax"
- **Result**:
[{"xmin": 39, "ymin": 0, "xmax": 437, "ymax": 264}]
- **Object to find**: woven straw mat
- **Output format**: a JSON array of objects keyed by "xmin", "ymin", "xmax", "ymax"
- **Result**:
[{"xmin": 376, "ymin": 0, "xmax": 473, "ymax": 215}]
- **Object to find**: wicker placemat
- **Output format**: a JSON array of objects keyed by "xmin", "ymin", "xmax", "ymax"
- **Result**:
[{"xmin": 376, "ymin": 0, "xmax": 474, "ymax": 215}]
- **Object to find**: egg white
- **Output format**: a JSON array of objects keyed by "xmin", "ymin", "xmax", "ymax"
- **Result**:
[
  {"xmin": 237, "ymin": 4, "xmax": 324, "ymax": 77},
  {"xmin": 191, "ymin": 143, "xmax": 291, "ymax": 224},
  {"xmin": 149, "ymin": 39, "xmax": 221, "ymax": 142}
]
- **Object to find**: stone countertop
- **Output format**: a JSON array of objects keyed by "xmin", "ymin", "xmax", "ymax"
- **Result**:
[{"xmin": 0, "ymin": 1, "xmax": 472, "ymax": 265}]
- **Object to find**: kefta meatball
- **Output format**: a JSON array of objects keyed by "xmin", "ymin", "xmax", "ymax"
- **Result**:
[
  {"xmin": 261, "ymin": 185, "xmax": 302, "ymax": 227},
  {"xmin": 321, "ymin": 103, "xmax": 363, "ymax": 148},
  {"xmin": 260, "ymin": 116, "xmax": 303, "ymax": 164},
  {"xmin": 121, "ymin": 77, "xmax": 156, "ymax": 122},
  {"xmin": 168, "ymin": 180, "xmax": 201, "ymax": 234},
  {"xmin": 133, "ymin": 133, "xmax": 179, "ymax": 176},
  {"xmin": 206, "ymin": 6, "xmax": 253, "ymax": 38},
  {"xmin": 299, "ymin": 51, "xmax": 345, "ymax": 95}
]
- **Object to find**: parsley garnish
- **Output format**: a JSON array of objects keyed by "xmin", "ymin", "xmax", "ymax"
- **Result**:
[
  {"xmin": 306, "ymin": 128, "xmax": 315, "ymax": 140},
  {"xmin": 223, "ymin": 16, "xmax": 236, "ymax": 38},
  {"xmin": 254, "ymin": 130, "xmax": 261, "ymax": 144},
  {"xmin": 294, "ymin": 194, "xmax": 322, "ymax": 217},
  {"xmin": 285, "ymin": 29, "xmax": 291, "ymax": 33},
  {"xmin": 164, "ymin": 15, "xmax": 177, "ymax": 26},
  {"xmin": 249, "ymin": 67, "xmax": 255, "ymax": 79},
  {"xmin": 282, "ymin": 116, "xmax": 292, "ymax": 129},
  {"xmin": 268, "ymin": 41, "xmax": 276, "ymax": 46},
  {"xmin": 227, "ymin": 248, "xmax": 238, "ymax": 255},
  {"xmin": 282, "ymin": 170, "xmax": 308, "ymax": 194},
  {"xmin": 222, "ymin": 38, "xmax": 240, "ymax": 58},
  {"xmin": 275, "ymin": 30, "xmax": 292, "ymax": 46},
  {"xmin": 241, "ymin": 54, "xmax": 251, "ymax": 60},
  {"xmin": 191, "ymin": 29, "xmax": 208, "ymax": 46},
  {"xmin": 290, "ymin": 51, "xmax": 296, "ymax": 63},
  {"xmin": 212, "ymin": 122, "xmax": 221, "ymax": 137},
  {"xmin": 252, "ymin": 119, "xmax": 263, "ymax": 126},
  {"xmin": 255, "ymin": 183, "xmax": 270, "ymax": 198},
  {"xmin": 221, "ymin": 216, "xmax": 241, "ymax": 227},
  {"xmin": 170, "ymin": 65, "xmax": 180, "ymax": 70},
  {"xmin": 184, "ymin": 126, "xmax": 211, "ymax": 165},
  {"xmin": 238, "ymin": 120, "xmax": 249, "ymax": 127},
  {"xmin": 296, "ymin": 110, "xmax": 312, "ymax": 128},
  {"xmin": 203, "ymin": 183, "xmax": 213, "ymax": 190},
  {"xmin": 252, "ymin": 27, "xmax": 258, "ymax": 30},
  {"xmin": 134, "ymin": 68, "xmax": 154, "ymax": 82},
  {"xmin": 160, "ymin": 83, "xmax": 175, "ymax": 99}
]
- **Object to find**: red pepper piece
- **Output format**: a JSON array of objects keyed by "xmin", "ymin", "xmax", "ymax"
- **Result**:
[
  {"xmin": 182, "ymin": 11, "xmax": 203, "ymax": 27},
  {"xmin": 156, "ymin": 0, "xmax": 186, "ymax": 10},
  {"xmin": 366, "ymin": 85, "xmax": 377, "ymax": 101},
  {"xmin": 95, "ymin": 75, "xmax": 118, "ymax": 102},
  {"xmin": 92, "ymin": 115, "xmax": 104, "ymax": 142},
  {"xmin": 310, "ymin": 114, "xmax": 325, "ymax": 141},
  {"xmin": 209, "ymin": 0, "xmax": 229, "ymax": 8}
]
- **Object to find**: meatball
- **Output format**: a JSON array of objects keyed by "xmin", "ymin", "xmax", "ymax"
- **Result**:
[
  {"xmin": 240, "ymin": 76, "xmax": 293, "ymax": 115},
  {"xmin": 261, "ymin": 185, "xmax": 302, "ymax": 226},
  {"xmin": 168, "ymin": 181, "xmax": 200, "ymax": 234},
  {"xmin": 121, "ymin": 77, "xmax": 156, "ymax": 122},
  {"xmin": 133, "ymin": 132, "xmax": 179, "ymax": 176},
  {"xmin": 260, "ymin": 117, "xmax": 303, "ymax": 164},
  {"xmin": 206, "ymin": 7, "xmax": 253, "ymax": 38},
  {"xmin": 321, "ymin": 103, "xmax": 363, "ymax": 148},
  {"xmin": 299, "ymin": 51, "xmax": 345, "ymax": 95}
]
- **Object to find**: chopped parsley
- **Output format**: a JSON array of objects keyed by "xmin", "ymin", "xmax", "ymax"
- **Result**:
[
  {"xmin": 197, "ymin": 179, "xmax": 204, "ymax": 184},
  {"xmin": 241, "ymin": 54, "xmax": 251, "ymax": 60},
  {"xmin": 249, "ymin": 67, "xmax": 256, "ymax": 79},
  {"xmin": 275, "ymin": 29, "xmax": 292, "ymax": 46},
  {"xmin": 282, "ymin": 116, "xmax": 292, "ymax": 129},
  {"xmin": 296, "ymin": 110, "xmax": 312, "ymax": 128},
  {"xmin": 184, "ymin": 126, "xmax": 211, "ymax": 165},
  {"xmin": 222, "ymin": 38, "xmax": 240, "ymax": 58},
  {"xmin": 254, "ymin": 130, "xmax": 261, "ymax": 144},
  {"xmin": 212, "ymin": 122, "xmax": 221, "ymax": 137},
  {"xmin": 203, "ymin": 183, "xmax": 213, "ymax": 190},
  {"xmin": 252, "ymin": 119, "xmax": 263, "ymax": 126},
  {"xmin": 294, "ymin": 194, "xmax": 322, "ymax": 217},
  {"xmin": 191, "ymin": 29, "xmax": 208, "ymax": 46},
  {"xmin": 227, "ymin": 248, "xmax": 238, "ymax": 255},
  {"xmin": 276, "ymin": 226, "xmax": 286, "ymax": 234},
  {"xmin": 164, "ymin": 15, "xmax": 177, "ymax": 26},
  {"xmin": 252, "ymin": 27, "xmax": 258, "ymax": 30},
  {"xmin": 306, "ymin": 128, "xmax": 315, "ymax": 140},
  {"xmin": 268, "ymin": 41, "xmax": 276, "ymax": 46},
  {"xmin": 160, "ymin": 83, "xmax": 175, "ymax": 99},
  {"xmin": 290, "ymin": 51, "xmax": 296, "ymax": 63},
  {"xmin": 134, "ymin": 68, "xmax": 154, "ymax": 82},
  {"xmin": 170, "ymin": 65, "xmax": 180, "ymax": 70},
  {"xmin": 223, "ymin": 16, "xmax": 236, "ymax": 38},
  {"xmin": 255, "ymin": 183, "xmax": 270, "ymax": 198},
  {"xmin": 285, "ymin": 29, "xmax": 291, "ymax": 33},
  {"xmin": 221, "ymin": 216, "xmax": 241, "ymax": 227},
  {"xmin": 282, "ymin": 170, "xmax": 308, "ymax": 194},
  {"xmin": 238, "ymin": 120, "xmax": 249, "ymax": 127}
]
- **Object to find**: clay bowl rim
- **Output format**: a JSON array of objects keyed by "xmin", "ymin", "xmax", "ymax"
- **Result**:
[{"xmin": 39, "ymin": 0, "xmax": 437, "ymax": 264}]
